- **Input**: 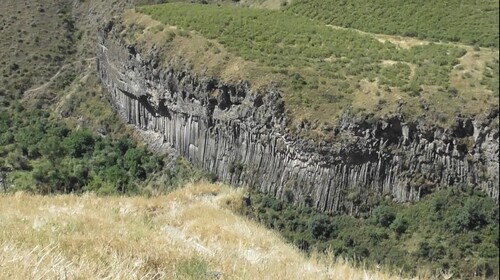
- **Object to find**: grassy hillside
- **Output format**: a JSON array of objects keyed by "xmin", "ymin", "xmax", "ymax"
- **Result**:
[
  {"xmin": 0, "ymin": 183, "xmax": 404, "ymax": 280},
  {"xmin": 137, "ymin": 3, "xmax": 498, "ymax": 134},
  {"xmin": 287, "ymin": 0, "xmax": 499, "ymax": 48}
]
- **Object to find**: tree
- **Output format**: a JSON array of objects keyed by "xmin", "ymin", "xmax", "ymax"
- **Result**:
[
  {"xmin": 309, "ymin": 215, "xmax": 336, "ymax": 240},
  {"xmin": 390, "ymin": 214, "xmax": 409, "ymax": 236},
  {"xmin": 104, "ymin": 165, "xmax": 129, "ymax": 193},
  {"xmin": 124, "ymin": 147, "xmax": 146, "ymax": 180},
  {"xmin": 64, "ymin": 130, "xmax": 95, "ymax": 157},
  {"xmin": 39, "ymin": 136, "xmax": 66, "ymax": 165},
  {"xmin": 372, "ymin": 205, "xmax": 395, "ymax": 228},
  {"xmin": 449, "ymin": 198, "xmax": 487, "ymax": 233}
]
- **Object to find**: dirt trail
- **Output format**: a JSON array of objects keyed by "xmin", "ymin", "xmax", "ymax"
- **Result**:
[
  {"xmin": 23, "ymin": 57, "xmax": 96, "ymax": 97},
  {"xmin": 325, "ymin": 24, "xmax": 499, "ymax": 52}
]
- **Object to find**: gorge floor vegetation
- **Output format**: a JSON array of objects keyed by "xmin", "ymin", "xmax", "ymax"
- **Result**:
[{"xmin": 240, "ymin": 187, "xmax": 499, "ymax": 279}]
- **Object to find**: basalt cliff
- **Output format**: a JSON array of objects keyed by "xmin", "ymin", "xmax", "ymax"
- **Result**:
[{"xmin": 97, "ymin": 21, "xmax": 499, "ymax": 214}]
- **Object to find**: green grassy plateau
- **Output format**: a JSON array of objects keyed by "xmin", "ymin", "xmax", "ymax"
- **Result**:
[
  {"xmin": 136, "ymin": 3, "xmax": 498, "ymax": 133},
  {"xmin": 287, "ymin": 0, "xmax": 499, "ymax": 48}
]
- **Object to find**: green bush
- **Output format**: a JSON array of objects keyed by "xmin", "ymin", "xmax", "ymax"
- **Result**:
[
  {"xmin": 64, "ymin": 130, "xmax": 95, "ymax": 158},
  {"xmin": 372, "ymin": 205, "xmax": 395, "ymax": 227},
  {"xmin": 309, "ymin": 215, "xmax": 336, "ymax": 240},
  {"xmin": 482, "ymin": 59, "xmax": 499, "ymax": 97},
  {"xmin": 390, "ymin": 214, "xmax": 409, "ymax": 236}
]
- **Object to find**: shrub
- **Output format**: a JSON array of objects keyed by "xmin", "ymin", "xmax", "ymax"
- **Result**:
[
  {"xmin": 372, "ymin": 205, "xmax": 395, "ymax": 227},
  {"xmin": 64, "ymin": 130, "xmax": 95, "ymax": 158},
  {"xmin": 390, "ymin": 214, "xmax": 409, "ymax": 236},
  {"xmin": 309, "ymin": 215, "xmax": 336, "ymax": 240}
]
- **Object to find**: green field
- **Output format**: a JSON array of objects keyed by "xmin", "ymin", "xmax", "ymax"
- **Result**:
[
  {"xmin": 287, "ymin": 0, "xmax": 499, "ymax": 48},
  {"xmin": 137, "ymin": 3, "xmax": 498, "ymax": 130}
]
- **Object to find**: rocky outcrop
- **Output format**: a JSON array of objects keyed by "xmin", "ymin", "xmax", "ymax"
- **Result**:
[{"xmin": 97, "ymin": 21, "xmax": 499, "ymax": 214}]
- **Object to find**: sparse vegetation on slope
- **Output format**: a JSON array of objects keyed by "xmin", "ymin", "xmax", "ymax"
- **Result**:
[
  {"xmin": 0, "ymin": 0, "xmax": 76, "ymax": 100},
  {"xmin": 0, "ymin": 183, "xmax": 405, "ymax": 280},
  {"xmin": 482, "ymin": 58, "xmax": 500, "ymax": 97},
  {"xmin": 287, "ymin": 0, "xmax": 499, "ymax": 48},
  {"xmin": 241, "ymin": 187, "xmax": 499, "ymax": 279}
]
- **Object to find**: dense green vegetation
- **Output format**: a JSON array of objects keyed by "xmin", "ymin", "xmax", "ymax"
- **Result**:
[
  {"xmin": 0, "ymin": 106, "xmax": 209, "ymax": 195},
  {"xmin": 241, "ymin": 187, "xmax": 499, "ymax": 278},
  {"xmin": 287, "ymin": 0, "xmax": 499, "ymax": 48}
]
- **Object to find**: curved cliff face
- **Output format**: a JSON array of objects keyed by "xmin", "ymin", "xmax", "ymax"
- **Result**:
[{"xmin": 97, "ymin": 22, "xmax": 499, "ymax": 214}]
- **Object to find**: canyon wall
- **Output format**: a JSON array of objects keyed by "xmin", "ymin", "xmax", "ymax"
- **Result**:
[{"xmin": 97, "ymin": 22, "xmax": 499, "ymax": 214}]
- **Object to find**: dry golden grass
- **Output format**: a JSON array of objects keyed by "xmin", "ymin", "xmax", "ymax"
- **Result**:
[{"xmin": 0, "ymin": 183, "xmax": 415, "ymax": 280}]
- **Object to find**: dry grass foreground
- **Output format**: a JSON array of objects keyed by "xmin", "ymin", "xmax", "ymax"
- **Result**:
[{"xmin": 0, "ymin": 183, "xmax": 417, "ymax": 280}]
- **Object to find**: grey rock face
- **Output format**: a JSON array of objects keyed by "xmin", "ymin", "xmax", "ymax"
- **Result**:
[{"xmin": 97, "ymin": 23, "xmax": 499, "ymax": 214}]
